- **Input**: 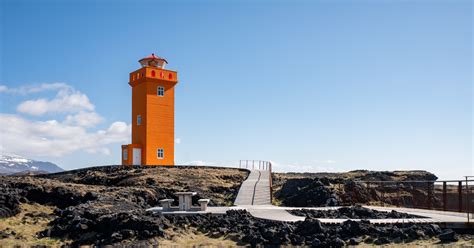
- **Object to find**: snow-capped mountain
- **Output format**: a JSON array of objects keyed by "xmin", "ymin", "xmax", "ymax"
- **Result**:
[{"xmin": 0, "ymin": 154, "xmax": 64, "ymax": 174}]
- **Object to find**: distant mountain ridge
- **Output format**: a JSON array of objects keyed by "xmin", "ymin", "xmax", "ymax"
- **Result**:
[{"xmin": 0, "ymin": 154, "xmax": 64, "ymax": 174}]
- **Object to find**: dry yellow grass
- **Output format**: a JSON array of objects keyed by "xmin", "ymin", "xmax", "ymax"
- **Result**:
[
  {"xmin": 0, "ymin": 203, "xmax": 69, "ymax": 247},
  {"xmin": 157, "ymin": 228, "xmax": 240, "ymax": 248},
  {"xmin": 355, "ymin": 238, "xmax": 474, "ymax": 247}
]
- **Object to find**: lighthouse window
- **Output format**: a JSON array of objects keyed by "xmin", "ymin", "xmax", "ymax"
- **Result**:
[
  {"xmin": 157, "ymin": 148, "xmax": 164, "ymax": 159},
  {"xmin": 137, "ymin": 115, "xmax": 142, "ymax": 125},
  {"xmin": 157, "ymin": 86, "xmax": 165, "ymax": 96},
  {"xmin": 123, "ymin": 149, "xmax": 128, "ymax": 160}
]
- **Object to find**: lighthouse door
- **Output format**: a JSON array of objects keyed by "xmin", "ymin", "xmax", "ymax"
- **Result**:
[{"xmin": 132, "ymin": 148, "xmax": 141, "ymax": 165}]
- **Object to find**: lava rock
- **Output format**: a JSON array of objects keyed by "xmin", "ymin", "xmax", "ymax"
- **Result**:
[
  {"xmin": 438, "ymin": 229, "xmax": 458, "ymax": 243},
  {"xmin": 374, "ymin": 237, "xmax": 390, "ymax": 245},
  {"xmin": 0, "ymin": 189, "xmax": 21, "ymax": 218},
  {"xmin": 348, "ymin": 237, "xmax": 360, "ymax": 245},
  {"xmin": 276, "ymin": 178, "xmax": 339, "ymax": 207},
  {"xmin": 289, "ymin": 206, "xmax": 423, "ymax": 219}
]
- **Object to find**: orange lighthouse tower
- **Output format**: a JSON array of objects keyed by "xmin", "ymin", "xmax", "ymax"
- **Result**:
[{"xmin": 121, "ymin": 54, "xmax": 178, "ymax": 166}]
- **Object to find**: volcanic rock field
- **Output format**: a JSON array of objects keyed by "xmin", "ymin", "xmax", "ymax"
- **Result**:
[{"xmin": 0, "ymin": 166, "xmax": 471, "ymax": 246}]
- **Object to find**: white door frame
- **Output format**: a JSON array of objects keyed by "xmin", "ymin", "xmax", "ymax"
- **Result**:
[{"xmin": 132, "ymin": 148, "xmax": 141, "ymax": 165}]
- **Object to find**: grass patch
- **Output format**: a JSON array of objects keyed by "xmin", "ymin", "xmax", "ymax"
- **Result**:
[{"xmin": 0, "ymin": 203, "xmax": 70, "ymax": 246}]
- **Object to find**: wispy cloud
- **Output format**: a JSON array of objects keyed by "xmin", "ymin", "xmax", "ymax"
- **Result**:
[
  {"xmin": 0, "ymin": 83, "xmax": 72, "ymax": 95},
  {"xmin": 0, "ymin": 85, "xmax": 8, "ymax": 93},
  {"xmin": 271, "ymin": 160, "xmax": 339, "ymax": 173},
  {"xmin": 180, "ymin": 160, "xmax": 216, "ymax": 166}
]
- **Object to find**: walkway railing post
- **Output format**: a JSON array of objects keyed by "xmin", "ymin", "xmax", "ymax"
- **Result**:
[
  {"xmin": 465, "ymin": 177, "xmax": 470, "ymax": 223},
  {"xmin": 443, "ymin": 182, "xmax": 447, "ymax": 211},
  {"xmin": 396, "ymin": 183, "xmax": 400, "ymax": 207},
  {"xmin": 459, "ymin": 181, "xmax": 463, "ymax": 212},
  {"xmin": 269, "ymin": 162, "xmax": 272, "ymax": 203},
  {"xmin": 427, "ymin": 181, "xmax": 433, "ymax": 210}
]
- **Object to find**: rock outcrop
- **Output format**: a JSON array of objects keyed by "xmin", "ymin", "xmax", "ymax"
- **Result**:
[
  {"xmin": 273, "ymin": 170, "xmax": 438, "ymax": 207},
  {"xmin": 289, "ymin": 205, "xmax": 425, "ymax": 219}
]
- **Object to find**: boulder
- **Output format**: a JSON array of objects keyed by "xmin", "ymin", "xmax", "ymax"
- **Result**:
[
  {"xmin": 0, "ymin": 189, "xmax": 21, "ymax": 218},
  {"xmin": 438, "ymin": 229, "xmax": 458, "ymax": 243},
  {"xmin": 374, "ymin": 237, "xmax": 390, "ymax": 245}
]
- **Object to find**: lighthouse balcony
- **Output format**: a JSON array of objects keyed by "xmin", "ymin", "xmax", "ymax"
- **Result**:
[{"xmin": 129, "ymin": 67, "xmax": 178, "ymax": 86}]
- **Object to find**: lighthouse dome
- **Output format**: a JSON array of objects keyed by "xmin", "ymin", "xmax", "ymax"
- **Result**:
[{"xmin": 139, "ymin": 53, "xmax": 168, "ymax": 68}]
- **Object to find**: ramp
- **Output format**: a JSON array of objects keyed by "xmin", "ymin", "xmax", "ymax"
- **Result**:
[{"xmin": 234, "ymin": 170, "xmax": 271, "ymax": 205}]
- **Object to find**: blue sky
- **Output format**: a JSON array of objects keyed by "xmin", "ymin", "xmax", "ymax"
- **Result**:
[{"xmin": 0, "ymin": 0, "xmax": 472, "ymax": 179}]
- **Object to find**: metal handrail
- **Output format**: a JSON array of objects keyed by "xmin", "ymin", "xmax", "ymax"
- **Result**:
[
  {"xmin": 465, "ymin": 176, "xmax": 472, "ymax": 223},
  {"xmin": 355, "ymin": 177, "xmax": 474, "ymax": 223},
  {"xmin": 238, "ymin": 160, "xmax": 271, "ymax": 171},
  {"xmin": 355, "ymin": 179, "xmax": 474, "ymax": 183}
]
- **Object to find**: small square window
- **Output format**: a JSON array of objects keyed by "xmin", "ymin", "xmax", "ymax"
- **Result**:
[
  {"xmin": 157, "ymin": 86, "xmax": 164, "ymax": 96},
  {"xmin": 157, "ymin": 148, "xmax": 164, "ymax": 159},
  {"xmin": 137, "ymin": 115, "xmax": 142, "ymax": 125},
  {"xmin": 123, "ymin": 149, "xmax": 128, "ymax": 160}
]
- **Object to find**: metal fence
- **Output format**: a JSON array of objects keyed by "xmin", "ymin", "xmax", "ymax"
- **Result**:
[
  {"xmin": 239, "ymin": 160, "xmax": 271, "ymax": 170},
  {"xmin": 352, "ymin": 177, "xmax": 474, "ymax": 223}
]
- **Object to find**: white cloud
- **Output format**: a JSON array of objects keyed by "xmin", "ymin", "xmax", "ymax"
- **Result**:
[
  {"xmin": 65, "ymin": 111, "xmax": 104, "ymax": 127},
  {"xmin": 17, "ymin": 88, "xmax": 94, "ymax": 116},
  {"xmin": 271, "ymin": 160, "xmax": 339, "ymax": 173},
  {"xmin": 182, "ymin": 160, "xmax": 210, "ymax": 166},
  {"xmin": 0, "ymin": 114, "xmax": 130, "ymax": 157},
  {"xmin": 0, "ymin": 85, "xmax": 8, "ymax": 93},
  {"xmin": 175, "ymin": 138, "xmax": 181, "ymax": 144},
  {"xmin": 0, "ymin": 82, "xmax": 131, "ymax": 159},
  {"xmin": 25, "ymin": 83, "xmax": 70, "ymax": 93},
  {"xmin": 0, "ymin": 83, "xmax": 70, "ymax": 95}
]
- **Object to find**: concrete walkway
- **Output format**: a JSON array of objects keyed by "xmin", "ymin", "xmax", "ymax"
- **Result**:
[
  {"xmin": 229, "ymin": 170, "xmax": 472, "ymax": 226},
  {"xmin": 147, "ymin": 204, "xmax": 471, "ymax": 227},
  {"xmin": 233, "ymin": 170, "xmax": 304, "ymax": 221},
  {"xmin": 234, "ymin": 170, "xmax": 271, "ymax": 205},
  {"xmin": 148, "ymin": 167, "xmax": 472, "ymax": 227},
  {"xmin": 247, "ymin": 206, "xmax": 305, "ymax": 222}
]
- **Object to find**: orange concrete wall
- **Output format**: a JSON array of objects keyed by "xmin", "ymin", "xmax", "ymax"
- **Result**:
[
  {"xmin": 121, "ymin": 145, "xmax": 129, "ymax": 165},
  {"xmin": 145, "ymin": 80, "xmax": 175, "ymax": 165},
  {"xmin": 121, "ymin": 144, "xmax": 142, "ymax": 165},
  {"xmin": 131, "ymin": 81, "xmax": 147, "ymax": 162},
  {"xmin": 129, "ymin": 67, "xmax": 178, "ymax": 85},
  {"xmin": 129, "ymin": 66, "xmax": 178, "ymax": 166}
]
